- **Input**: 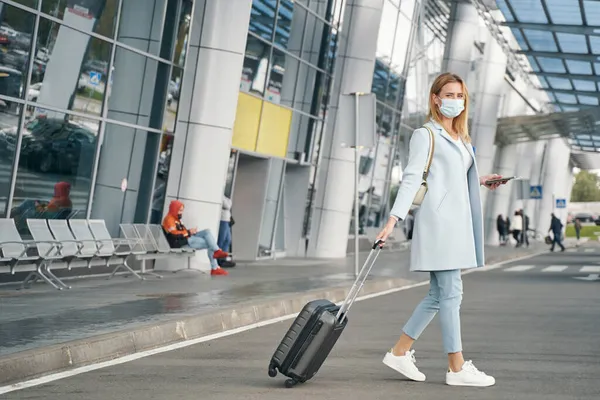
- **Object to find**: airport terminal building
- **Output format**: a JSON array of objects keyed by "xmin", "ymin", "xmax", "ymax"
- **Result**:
[{"xmin": 0, "ymin": 0, "xmax": 587, "ymax": 270}]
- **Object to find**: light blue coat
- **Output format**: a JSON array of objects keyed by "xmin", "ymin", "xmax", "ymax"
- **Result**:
[{"xmin": 390, "ymin": 120, "xmax": 484, "ymax": 272}]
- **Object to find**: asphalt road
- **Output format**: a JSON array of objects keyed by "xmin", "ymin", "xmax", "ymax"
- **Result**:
[{"xmin": 2, "ymin": 246, "xmax": 599, "ymax": 400}]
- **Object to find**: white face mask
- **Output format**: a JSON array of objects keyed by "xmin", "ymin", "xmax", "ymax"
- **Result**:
[{"xmin": 438, "ymin": 98, "xmax": 465, "ymax": 118}]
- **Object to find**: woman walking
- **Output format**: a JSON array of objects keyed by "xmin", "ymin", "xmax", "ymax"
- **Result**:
[{"xmin": 376, "ymin": 73, "xmax": 507, "ymax": 387}]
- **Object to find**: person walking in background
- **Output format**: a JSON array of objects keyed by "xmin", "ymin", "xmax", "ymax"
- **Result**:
[
  {"xmin": 376, "ymin": 72, "xmax": 508, "ymax": 388},
  {"xmin": 574, "ymin": 218, "xmax": 582, "ymax": 244},
  {"xmin": 496, "ymin": 214, "xmax": 507, "ymax": 245},
  {"xmin": 512, "ymin": 210, "xmax": 523, "ymax": 246},
  {"xmin": 519, "ymin": 209, "xmax": 530, "ymax": 247},
  {"xmin": 163, "ymin": 200, "xmax": 230, "ymax": 276},
  {"xmin": 218, "ymin": 196, "xmax": 236, "ymax": 268},
  {"xmin": 549, "ymin": 213, "xmax": 565, "ymax": 252}
]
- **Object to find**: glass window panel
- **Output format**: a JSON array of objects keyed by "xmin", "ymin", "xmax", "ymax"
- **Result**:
[
  {"xmin": 372, "ymin": 60, "xmax": 389, "ymax": 102},
  {"xmin": 589, "ymin": 36, "xmax": 600, "ymax": 54},
  {"xmin": 391, "ymin": 14, "xmax": 411, "ymax": 72},
  {"xmin": 512, "ymin": 29, "xmax": 529, "ymax": 51},
  {"xmin": 164, "ymin": 66, "xmax": 182, "ymax": 132},
  {"xmin": 241, "ymin": 34, "xmax": 270, "ymax": 97},
  {"xmin": 91, "ymin": 122, "xmax": 161, "ymax": 235},
  {"xmin": 573, "ymin": 80, "xmax": 596, "ymax": 91},
  {"xmin": 566, "ymin": 60, "xmax": 592, "ymax": 74},
  {"xmin": 537, "ymin": 57, "xmax": 565, "ymax": 73},
  {"xmin": 583, "ymin": 0, "xmax": 600, "ymax": 23},
  {"xmin": 150, "ymin": 133, "xmax": 172, "ymax": 224},
  {"xmin": 41, "ymin": 0, "xmax": 119, "ymax": 40},
  {"xmin": 545, "ymin": 0, "xmax": 582, "ymax": 25},
  {"xmin": 172, "ymin": 0, "xmax": 193, "ymax": 67},
  {"xmin": 275, "ymin": 0, "xmax": 294, "ymax": 50},
  {"xmin": 292, "ymin": 61, "xmax": 318, "ymax": 114},
  {"xmin": 376, "ymin": 1, "xmax": 399, "ymax": 62},
  {"xmin": 509, "ymin": 0, "xmax": 548, "ymax": 23},
  {"xmin": 578, "ymin": 95, "xmax": 599, "ymax": 105},
  {"xmin": 546, "ymin": 76, "xmax": 572, "ymax": 89},
  {"xmin": 386, "ymin": 73, "xmax": 402, "ymax": 109},
  {"xmin": 0, "ymin": 106, "xmax": 24, "ymax": 217},
  {"xmin": 106, "ymin": 46, "xmax": 161, "ymax": 128},
  {"xmin": 249, "ymin": 0, "xmax": 277, "ymax": 42},
  {"xmin": 116, "ymin": 0, "xmax": 175, "ymax": 56},
  {"xmin": 527, "ymin": 55, "xmax": 540, "ymax": 72},
  {"xmin": 538, "ymin": 76, "xmax": 549, "ymax": 88},
  {"xmin": 268, "ymin": 47, "xmax": 298, "ymax": 105},
  {"xmin": 300, "ymin": 9, "xmax": 326, "ymax": 66},
  {"xmin": 400, "ymin": 0, "xmax": 415, "ymax": 18},
  {"xmin": 523, "ymin": 30, "xmax": 557, "ymax": 52},
  {"xmin": 286, "ymin": 110, "xmax": 312, "ymax": 158},
  {"xmin": 10, "ymin": 112, "xmax": 99, "ymax": 229},
  {"xmin": 0, "ymin": 3, "xmax": 36, "ymax": 103},
  {"xmin": 554, "ymin": 93, "xmax": 577, "ymax": 104},
  {"xmin": 9, "ymin": 0, "xmax": 38, "ymax": 9},
  {"xmin": 496, "ymin": 0, "xmax": 515, "ymax": 21},
  {"xmin": 30, "ymin": 17, "xmax": 111, "ymax": 118},
  {"xmin": 556, "ymin": 33, "xmax": 588, "ymax": 53}
]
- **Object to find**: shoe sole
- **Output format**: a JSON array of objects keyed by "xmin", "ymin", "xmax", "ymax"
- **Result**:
[
  {"xmin": 382, "ymin": 355, "xmax": 426, "ymax": 382},
  {"xmin": 446, "ymin": 378, "xmax": 495, "ymax": 387}
]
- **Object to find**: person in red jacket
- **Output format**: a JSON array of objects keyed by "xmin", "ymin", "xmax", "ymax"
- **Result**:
[{"xmin": 163, "ymin": 200, "xmax": 229, "ymax": 276}]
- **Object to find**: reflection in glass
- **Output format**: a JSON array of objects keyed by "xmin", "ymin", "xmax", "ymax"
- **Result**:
[
  {"xmin": 269, "ymin": 47, "xmax": 297, "ymax": 105},
  {"xmin": 0, "ymin": 107, "xmax": 23, "ymax": 217},
  {"xmin": 164, "ymin": 67, "xmax": 182, "ymax": 132},
  {"xmin": 249, "ymin": 0, "xmax": 277, "ymax": 41},
  {"xmin": 150, "ymin": 134, "xmax": 172, "ymax": 224},
  {"xmin": 301, "ymin": 10, "xmax": 325, "ymax": 66},
  {"xmin": 41, "ymin": 0, "xmax": 119, "ymax": 39},
  {"xmin": 275, "ymin": 0, "xmax": 294, "ymax": 49},
  {"xmin": 241, "ymin": 34, "xmax": 270, "ymax": 96},
  {"xmin": 107, "ymin": 46, "xmax": 159, "ymax": 128},
  {"xmin": 173, "ymin": 0, "xmax": 193, "ymax": 67},
  {"xmin": 29, "ymin": 17, "xmax": 111, "ymax": 118},
  {"xmin": 10, "ymin": 112, "xmax": 98, "ymax": 233},
  {"xmin": 0, "ymin": 3, "xmax": 36, "ymax": 109}
]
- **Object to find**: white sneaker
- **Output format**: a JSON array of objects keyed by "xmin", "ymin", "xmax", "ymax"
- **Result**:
[
  {"xmin": 446, "ymin": 360, "xmax": 495, "ymax": 387},
  {"xmin": 382, "ymin": 349, "xmax": 426, "ymax": 382}
]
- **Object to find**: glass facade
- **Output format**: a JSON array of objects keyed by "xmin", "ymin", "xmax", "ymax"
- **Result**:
[
  {"xmin": 0, "ymin": 0, "xmax": 192, "ymax": 236},
  {"xmin": 355, "ymin": 0, "xmax": 437, "ymax": 232},
  {"xmin": 241, "ymin": 0, "xmax": 341, "ymax": 163}
]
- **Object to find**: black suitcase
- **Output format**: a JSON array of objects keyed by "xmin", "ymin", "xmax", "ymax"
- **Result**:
[{"xmin": 268, "ymin": 241, "xmax": 383, "ymax": 388}]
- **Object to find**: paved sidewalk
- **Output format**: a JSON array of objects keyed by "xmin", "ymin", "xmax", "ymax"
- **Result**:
[{"xmin": 0, "ymin": 243, "xmax": 551, "ymax": 385}]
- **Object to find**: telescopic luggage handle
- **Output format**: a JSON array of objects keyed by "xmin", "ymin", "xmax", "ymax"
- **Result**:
[{"xmin": 336, "ymin": 239, "xmax": 384, "ymax": 322}]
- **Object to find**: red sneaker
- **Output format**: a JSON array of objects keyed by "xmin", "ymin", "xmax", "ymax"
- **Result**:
[
  {"xmin": 211, "ymin": 268, "xmax": 229, "ymax": 276},
  {"xmin": 213, "ymin": 249, "xmax": 229, "ymax": 259}
]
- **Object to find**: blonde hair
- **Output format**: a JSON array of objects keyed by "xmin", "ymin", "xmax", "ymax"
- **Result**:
[{"xmin": 427, "ymin": 72, "xmax": 471, "ymax": 143}]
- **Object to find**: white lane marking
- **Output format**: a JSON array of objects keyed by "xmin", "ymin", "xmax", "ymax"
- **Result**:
[
  {"xmin": 580, "ymin": 266, "xmax": 600, "ymax": 273},
  {"xmin": 0, "ymin": 250, "xmax": 545, "ymax": 395},
  {"xmin": 584, "ymin": 248, "xmax": 595, "ymax": 253},
  {"xmin": 504, "ymin": 265, "xmax": 535, "ymax": 272},
  {"xmin": 542, "ymin": 265, "xmax": 568, "ymax": 272}
]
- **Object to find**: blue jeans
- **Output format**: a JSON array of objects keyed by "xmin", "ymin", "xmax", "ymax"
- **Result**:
[
  {"xmin": 217, "ymin": 220, "xmax": 231, "ymax": 252},
  {"xmin": 402, "ymin": 270, "xmax": 463, "ymax": 354},
  {"xmin": 187, "ymin": 230, "xmax": 219, "ymax": 270}
]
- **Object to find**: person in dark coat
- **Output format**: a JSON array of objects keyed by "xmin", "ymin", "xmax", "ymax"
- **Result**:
[{"xmin": 548, "ymin": 213, "xmax": 565, "ymax": 252}]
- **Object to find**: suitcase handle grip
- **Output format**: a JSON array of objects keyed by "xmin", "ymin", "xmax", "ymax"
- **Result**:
[{"xmin": 372, "ymin": 239, "xmax": 384, "ymax": 250}]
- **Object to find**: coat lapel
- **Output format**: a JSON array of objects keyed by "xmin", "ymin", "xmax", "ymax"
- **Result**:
[{"xmin": 427, "ymin": 119, "xmax": 476, "ymax": 164}]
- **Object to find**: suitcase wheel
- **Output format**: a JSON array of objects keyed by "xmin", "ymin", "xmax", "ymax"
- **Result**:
[
  {"xmin": 285, "ymin": 379, "xmax": 298, "ymax": 388},
  {"xmin": 268, "ymin": 365, "xmax": 277, "ymax": 378}
]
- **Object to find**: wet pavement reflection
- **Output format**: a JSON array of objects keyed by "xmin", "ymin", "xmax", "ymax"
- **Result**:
[{"xmin": 0, "ymin": 244, "xmax": 542, "ymax": 358}]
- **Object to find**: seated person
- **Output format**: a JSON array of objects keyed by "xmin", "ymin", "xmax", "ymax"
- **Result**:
[
  {"xmin": 162, "ymin": 200, "xmax": 229, "ymax": 276},
  {"xmin": 46, "ymin": 181, "xmax": 73, "ymax": 214}
]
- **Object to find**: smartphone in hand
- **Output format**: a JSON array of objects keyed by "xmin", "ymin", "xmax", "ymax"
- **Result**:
[{"xmin": 485, "ymin": 176, "xmax": 516, "ymax": 186}]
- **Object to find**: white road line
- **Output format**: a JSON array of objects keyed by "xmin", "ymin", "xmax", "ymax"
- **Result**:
[
  {"xmin": 580, "ymin": 266, "xmax": 600, "ymax": 273},
  {"xmin": 542, "ymin": 265, "xmax": 568, "ymax": 272},
  {"xmin": 504, "ymin": 265, "xmax": 535, "ymax": 272},
  {"xmin": 0, "ymin": 250, "xmax": 545, "ymax": 395},
  {"xmin": 584, "ymin": 248, "xmax": 595, "ymax": 253}
]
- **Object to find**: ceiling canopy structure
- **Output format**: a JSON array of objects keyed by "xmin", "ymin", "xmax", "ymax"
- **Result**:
[{"xmin": 489, "ymin": 0, "xmax": 600, "ymax": 166}]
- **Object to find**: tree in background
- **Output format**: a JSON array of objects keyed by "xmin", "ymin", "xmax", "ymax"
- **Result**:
[{"xmin": 570, "ymin": 170, "xmax": 600, "ymax": 202}]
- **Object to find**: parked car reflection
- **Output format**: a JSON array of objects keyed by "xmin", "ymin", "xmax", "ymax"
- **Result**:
[{"xmin": 0, "ymin": 116, "xmax": 96, "ymax": 176}]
